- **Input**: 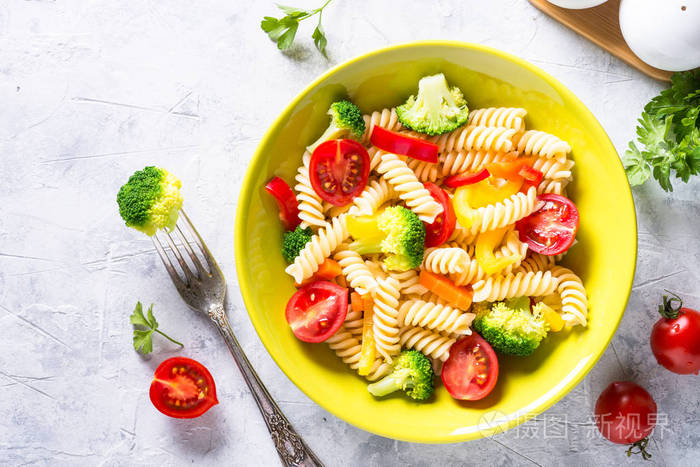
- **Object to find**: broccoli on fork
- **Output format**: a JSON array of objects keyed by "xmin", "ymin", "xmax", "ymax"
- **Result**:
[
  {"xmin": 367, "ymin": 349, "xmax": 435, "ymax": 401},
  {"xmin": 306, "ymin": 100, "xmax": 366, "ymax": 153},
  {"xmin": 396, "ymin": 73, "xmax": 469, "ymax": 136},
  {"xmin": 117, "ymin": 166, "xmax": 183, "ymax": 236},
  {"xmin": 347, "ymin": 206, "xmax": 425, "ymax": 272}
]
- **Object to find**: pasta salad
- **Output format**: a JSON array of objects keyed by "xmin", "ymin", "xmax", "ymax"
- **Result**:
[{"xmin": 265, "ymin": 73, "xmax": 587, "ymax": 402}]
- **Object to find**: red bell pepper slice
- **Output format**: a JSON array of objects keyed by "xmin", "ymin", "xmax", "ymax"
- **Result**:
[
  {"xmin": 265, "ymin": 176, "xmax": 301, "ymax": 230},
  {"xmin": 444, "ymin": 168, "xmax": 490, "ymax": 188},
  {"xmin": 370, "ymin": 126, "xmax": 438, "ymax": 163}
]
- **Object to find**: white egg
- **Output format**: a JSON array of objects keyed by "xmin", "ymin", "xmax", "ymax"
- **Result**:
[
  {"xmin": 620, "ymin": 0, "xmax": 700, "ymax": 71},
  {"xmin": 546, "ymin": 0, "xmax": 608, "ymax": 8}
]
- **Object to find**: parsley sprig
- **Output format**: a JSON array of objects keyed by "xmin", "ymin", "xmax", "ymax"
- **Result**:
[
  {"xmin": 260, "ymin": 1, "xmax": 333, "ymax": 57},
  {"xmin": 623, "ymin": 71, "xmax": 700, "ymax": 191},
  {"xmin": 130, "ymin": 302, "xmax": 183, "ymax": 355}
]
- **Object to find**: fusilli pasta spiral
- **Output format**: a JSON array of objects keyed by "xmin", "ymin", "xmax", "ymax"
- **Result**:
[
  {"xmin": 399, "ymin": 299, "xmax": 475, "ymax": 335},
  {"xmin": 407, "ymin": 158, "xmax": 440, "ymax": 182},
  {"xmin": 551, "ymin": 266, "xmax": 588, "ymax": 326},
  {"xmin": 439, "ymin": 150, "xmax": 507, "ymax": 177},
  {"xmin": 376, "ymin": 152, "xmax": 444, "ymax": 223},
  {"xmin": 348, "ymin": 178, "xmax": 395, "ymax": 217},
  {"xmin": 422, "ymin": 247, "xmax": 469, "ymax": 274},
  {"xmin": 532, "ymin": 156, "xmax": 574, "ymax": 180},
  {"xmin": 399, "ymin": 326, "xmax": 455, "ymax": 362},
  {"xmin": 430, "ymin": 125, "xmax": 515, "ymax": 153},
  {"xmin": 285, "ymin": 215, "xmax": 348, "ymax": 283},
  {"xmin": 379, "ymin": 264, "xmax": 428, "ymax": 295},
  {"xmin": 472, "ymin": 270, "xmax": 559, "ymax": 302},
  {"xmin": 372, "ymin": 276, "xmax": 402, "ymax": 362},
  {"xmin": 514, "ymin": 130, "xmax": 570, "ymax": 160},
  {"xmin": 334, "ymin": 248, "xmax": 378, "ymax": 295},
  {"xmin": 464, "ymin": 185, "xmax": 539, "ymax": 235},
  {"xmin": 295, "ymin": 152, "xmax": 327, "ymax": 229},
  {"xmin": 468, "ymin": 107, "xmax": 527, "ymax": 132}
]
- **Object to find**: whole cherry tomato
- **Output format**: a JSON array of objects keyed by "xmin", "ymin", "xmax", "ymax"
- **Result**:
[
  {"xmin": 650, "ymin": 292, "xmax": 700, "ymax": 375},
  {"xmin": 595, "ymin": 381, "xmax": 657, "ymax": 459}
]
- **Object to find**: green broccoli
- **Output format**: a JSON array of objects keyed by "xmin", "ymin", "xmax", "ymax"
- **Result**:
[
  {"xmin": 306, "ymin": 100, "xmax": 366, "ymax": 153},
  {"xmin": 117, "ymin": 166, "xmax": 183, "ymax": 236},
  {"xmin": 367, "ymin": 349, "xmax": 434, "ymax": 401},
  {"xmin": 347, "ymin": 206, "xmax": 425, "ymax": 271},
  {"xmin": 474, "ymin": 296, "xmax": 549, "ymax": 356},
  {"xmin": 282, "ymin": 226, "xmax": 313, "ymax": 263},
  {"xmin": 396, "ymin": 73, "xmax": 469, "ymax": 136}
]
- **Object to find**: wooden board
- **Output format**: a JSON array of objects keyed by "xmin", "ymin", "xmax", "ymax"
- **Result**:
[{"xmin": 528, "ymin": 0, "xmax": 673, "ymax": 82}]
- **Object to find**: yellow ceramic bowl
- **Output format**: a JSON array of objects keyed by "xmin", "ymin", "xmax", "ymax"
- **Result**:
[{"xmin": 235, "ymin": 41, "xmax": 636, "ymax": 443}]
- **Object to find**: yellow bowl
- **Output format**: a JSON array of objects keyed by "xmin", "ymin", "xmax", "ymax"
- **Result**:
[{"xmin": 235, "ymin": 41, "xmax": 636, "ymax": 443}]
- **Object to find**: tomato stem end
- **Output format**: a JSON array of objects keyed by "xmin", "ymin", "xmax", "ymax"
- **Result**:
[
  {"xmin": 626, "ymin": 437, "xmax": 652, "ymax": 461},
  {"xmin": 658, "ymin": 290, "xmax": 683, "ymax": 320}
]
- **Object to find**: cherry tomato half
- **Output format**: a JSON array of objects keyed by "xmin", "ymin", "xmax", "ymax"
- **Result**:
[
  {"xmin": 423, "ymin": 182, "xmax": 456, "ymax": 247},
  {"xmin": 515, "ymin": 194, "xmax": 579, "ymax": 256},
  {"xmin": 149, "ymin": 357, "xmax": 218, "ymax": 419},
  {"xmin": 441, "ymin": 334, "xmax": 498, "ymax": 401},
  {"xmin": 370, "ymin": 126, "xmax": 438, "ymax": 163},
  {"xmin": 444, "ymin": 168, "xmax": 490, "ymax": 188},
  {"xmin": 595, "ymin": 381, "xmax": 657, "ymax": 445},
  {"xmin": 265, "ymin": 176, "xmax": 301, "ymax": 230},
  {"xmin": 285, "ymin": 281, "xmax": 348, "ymax": 343},
  {"xmin": 650, "ymin": 293, "xmax": 700, "ymax": 375},
  {"xmin": 309, "ymin": 139, "xmax": 370, "ymax": 206}
]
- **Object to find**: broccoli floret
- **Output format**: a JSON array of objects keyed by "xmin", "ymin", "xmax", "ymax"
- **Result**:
[
  {"xmin": 282, "ymin": 226, "xmax": 313, "ymax": 263},
  {"xmin": 306, "ymin": 100, "xmax": 366, "ymax": 153},
  {"xmin": 367, "ymin": 349, "xmax": 434, "ymax": 401},
  {"xmin": 117, "ymin": 166, "xmax": 183, "ymax": 236},
  {"xmin": 396, "ymin": 73, "xmax": 469, "ymax": 136},
  {"xmin": 474, "ymin": 296, "xmax": 549, "ymax": 356},
  {"xmin": 348, "ymin": 206, "xmax": 425, "ymax": 271}
]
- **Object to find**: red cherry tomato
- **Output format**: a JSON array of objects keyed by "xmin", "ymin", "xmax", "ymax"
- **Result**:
[
  {"xmin": 441, "ymin": 334, "xmax": 498, "ymax": 401},
  {"xmin": 285, "ymin": 281, "xmax": 348, "ymax": 343},
  {"xmin": 370, "ymin": 126, "xmax": 438, "ymax": 163},
  {"xmin": 264, "ymin": 176, "xmax": 301, "ymax": 230},
  {"xmin": 444, "ymin": 168, "xmax": 490, "ymax": 188},
  {"xmin": 515, "ymin": 194, "xmax": 579, "ymax": 256},
  {"xmin": 595, "ymin": 381, "xmax": 657, "ymax": 454},
  {"xmin": 423, "ymin": 182, "xmax": 456, "ymax": 247},
  {"xmin": 309, "ymin": 139, "xmax": 370, "ymax": 206},
  {"xmin": 650, "ymin": 292, "xmax": 700, "ymax": 375},
  {"xmin": 149, "ymin": 357, "xmax": 218, "ymax": 419}
]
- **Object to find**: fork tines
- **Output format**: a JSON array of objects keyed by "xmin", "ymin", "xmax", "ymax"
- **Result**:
[{"xmin": 152, "ymin": 209, "xmax": 214, "ymax": 286}]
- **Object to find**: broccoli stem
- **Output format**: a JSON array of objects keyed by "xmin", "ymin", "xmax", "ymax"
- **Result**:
[
  {"xmin": 349, "ymin": 237, "xmax": 385, "ymax": 255},
  {"xmin": 307, "ymin": 123, "xmax": 341, "ymax": 154},
  {"xmin": 367, "ymin": 373, "xmax": 409, "ymax": 397}
]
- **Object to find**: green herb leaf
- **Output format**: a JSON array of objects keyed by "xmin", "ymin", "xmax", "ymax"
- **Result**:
[
  {"xmin": 277, "ymin": 20, "xmax": 299, "ymax": 50},
  {"xmin": 129, "ymin": 302, "xmax": 183, "ymax": 355},
  {"xmin": 622, "ymin": 142, "xmax": 651, "ymax": 186},
  {"xmin": 277, "ymin": 4, "xmax": 310, "ymax": 18},
  {"xmin": 260, "ymin": 0, "xmax": 333, "ymax": 56},
  {"xmin": 312, "ymin": 18, "xmax": 327, "ymax": 58},
  {"xmin": 624, "ymin": 70, "xmax": 700, "ymax": 191}
]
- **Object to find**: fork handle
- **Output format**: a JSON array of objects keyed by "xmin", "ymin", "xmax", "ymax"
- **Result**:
[{"xmin": 209, "ymin": 305, "xmax": 324, "ymax": 467}]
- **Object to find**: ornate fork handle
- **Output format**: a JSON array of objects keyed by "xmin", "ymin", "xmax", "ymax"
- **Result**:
[{"xmin": 209, "ymin": 305, "xmax": 324, "ymax": 467}]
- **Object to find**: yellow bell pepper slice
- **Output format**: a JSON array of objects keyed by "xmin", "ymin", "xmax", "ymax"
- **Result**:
[
  {"xmin": 357, "ymin": 296, "xmax": 376, "ymax": 375},
  {"xmin": 452, "ymin": 177, "xmax": 523, "ymax": 228},
  {"xmin": 475, "ymin": 227, "xmax": 519, "ymax": 275},
  {"xmin": 540, "ymin": 303, "xmax": 565, "ymax": 332}
]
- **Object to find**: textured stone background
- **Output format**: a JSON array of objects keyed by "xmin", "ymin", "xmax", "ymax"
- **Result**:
[{"xmin": 1, "ymin": 1, "xmax": 698, "ymax": 466}]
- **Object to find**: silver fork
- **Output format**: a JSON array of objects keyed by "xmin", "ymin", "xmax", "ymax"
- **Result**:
[{"xmin": 151, "ymin": 209, "xmax": 323, "ymax": 467}]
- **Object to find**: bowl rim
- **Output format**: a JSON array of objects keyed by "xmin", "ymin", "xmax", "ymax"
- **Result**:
[{"xmin": 234, "ymin": 40, "xmax": 637, "ymax": 443}]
